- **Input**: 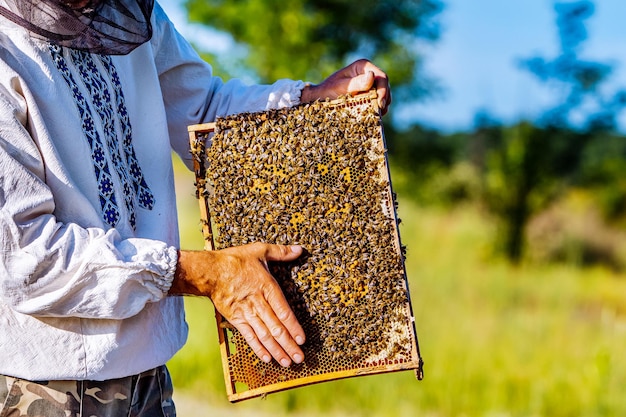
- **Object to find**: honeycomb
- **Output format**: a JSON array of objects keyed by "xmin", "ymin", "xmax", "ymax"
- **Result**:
[{"xmin": 188, "ymin": 91, "xmax": 423, "ymax": 402}]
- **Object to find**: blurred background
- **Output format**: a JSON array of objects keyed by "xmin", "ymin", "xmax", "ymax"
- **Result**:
[{"xmin": 163, "ymin": 0, "xmax": 626, "ymax": 415}]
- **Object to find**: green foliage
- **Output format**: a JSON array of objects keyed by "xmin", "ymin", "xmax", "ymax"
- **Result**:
[
  {"xmin": 184, "ymin": 0, "xmax": 442, "ymax": 101},
  {"xmin": 577, "ymin": 133, "xmax": 626, "ymax": 223},
  {"xmin": 525, "ymin": 189, "xmax": 626, "ymax": 270},
  {"xmin": 385, "ymin": 123, "xmax": 480, "ymax": 206},
  {"xmin": 389, "ymin": 0, "xmax": 625, "ymax": 264},
  {"xmin": 462, "ymin": 0, "xmax": 626, "ymax": 262},
  {"xmin": 385, "ymin": 1, "xmax": 623, "ymax": 266},
  {"xmin": 387, "ymin": 118, "xmax": 626, "ymax": 268},
  {"xmin": 480, "ymin": 122, "xmax": 591, "ymax": 262}
]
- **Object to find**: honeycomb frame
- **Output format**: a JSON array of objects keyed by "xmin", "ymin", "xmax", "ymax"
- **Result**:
[{"xmin": 188, "ymin": 91, "xmax": 423, "ymax": 402}]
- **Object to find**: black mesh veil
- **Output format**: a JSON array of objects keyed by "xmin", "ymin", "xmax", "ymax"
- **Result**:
[{"xmin": 0, "ymin": 0, "xmax": 154, "ymax": 55}]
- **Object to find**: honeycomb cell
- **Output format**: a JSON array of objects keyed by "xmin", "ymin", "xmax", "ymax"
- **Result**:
[{"xmin": 188, "ymin": 92, "xmax": 423, "ymax": 402}]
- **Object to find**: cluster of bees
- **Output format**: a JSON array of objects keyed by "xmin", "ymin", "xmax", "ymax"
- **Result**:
[{"xmin": 195, "ymin": 95, "xmax": 416, "ymax": 390}]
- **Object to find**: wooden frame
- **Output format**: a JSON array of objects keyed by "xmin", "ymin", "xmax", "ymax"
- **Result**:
[{"xmin": 188, "ymin": 91, "xmax": 423, "ymax": 402}]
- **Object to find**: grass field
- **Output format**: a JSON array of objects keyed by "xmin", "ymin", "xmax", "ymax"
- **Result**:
[{"xmin": 168, "ymin": 157, "xmax": 626, "ymax": 416}]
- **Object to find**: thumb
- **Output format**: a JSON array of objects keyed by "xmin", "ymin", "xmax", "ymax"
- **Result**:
[
  {"xmin": 264, "ymin": 244, "xmax": 303, "ymax": 262},
  {"xmin": 346, "ymin": 70, "xmax": 375, "ymax": 95}
]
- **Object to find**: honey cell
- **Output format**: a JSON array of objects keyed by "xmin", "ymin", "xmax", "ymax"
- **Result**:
[{"xmin": 188, "ymin": 92, "xmax": 423, "ymax": 402}]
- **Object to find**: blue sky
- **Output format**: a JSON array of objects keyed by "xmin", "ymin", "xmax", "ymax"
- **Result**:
[
  {"xmin": 160, "ymin": 0, "xmax": 626, "ymax": 133},
  {"xmin": 410, "ymin": 0, "xmax": 626, "ymax": 132}
]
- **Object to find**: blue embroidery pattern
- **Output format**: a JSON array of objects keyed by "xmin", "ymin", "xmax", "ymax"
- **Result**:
[
  {"xmin": 49, "ymin": 44, "xmax": 121, "ymax": 227},
  {"xmin": 99, "ymin": 55, "xmax": 155, "ymax": 212},
  {"xmin": 49, "ymin": 44, "xmax": 155, "ymax": 229}
]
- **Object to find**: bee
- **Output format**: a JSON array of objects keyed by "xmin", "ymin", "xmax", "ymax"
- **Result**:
[{"xmin": 193, "ymin": 94, "xmax": 420, "ymax": 384}]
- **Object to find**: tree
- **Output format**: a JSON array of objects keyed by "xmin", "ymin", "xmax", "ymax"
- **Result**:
[
  {"xmin": 183, "ymin": 0, "xmax": 443, "ymax": 105},
  {"xmin": 480, "ymin": 122, "xmax": 589, "ymax": 262},
  {"xmin": 481, "ymin": 0, "xmax": 626, "ymax": 263}
]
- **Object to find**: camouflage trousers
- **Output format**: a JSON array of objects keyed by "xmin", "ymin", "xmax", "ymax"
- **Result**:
[{"xmin": 0, "ymin": 365, "xmax": 175, "ymax": 417}]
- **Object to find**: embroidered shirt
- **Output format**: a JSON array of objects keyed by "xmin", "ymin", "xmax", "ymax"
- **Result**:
[{"xmin": 0, "ymin": 1, "xmax": 305, "ymax": 380}]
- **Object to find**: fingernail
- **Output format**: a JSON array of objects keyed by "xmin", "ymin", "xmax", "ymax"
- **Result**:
[
  {"xmin": 290, "ymin": 245, "xmax": 302, "ymax": 253},
  {"xmin": 280, "ymin": 358, "xmax": 291, "ymax": 367},
  {"xmin": 262, "ymin": 355, "xmax": 271, "ymax": 363},
  {"xmin": 296, "ymin": 335, "xmax": 305, "ymax": 345},
  {"xmin": 380, "ymin": 98, "xmax": 386, "ymax": 109},
  {"xmin": 293, "ymin": 353, "xmax": 303, "ymax": 364}
]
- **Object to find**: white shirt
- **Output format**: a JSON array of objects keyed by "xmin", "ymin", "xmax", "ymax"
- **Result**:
[{"xmin": 0, "ymin": 1, "xmax": 304, "ymax": 380}]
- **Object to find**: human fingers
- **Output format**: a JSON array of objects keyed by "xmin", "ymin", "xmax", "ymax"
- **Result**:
[
  {"xmin": 250, "ymin": 293, "xmax": 305, "ymax": 366},
  {"xmin": 262, "ymin": 243, "xmax": 303, "ymax": 262},
  {"xmin": 174, "ymin": 245, "xmax": 306, "ymax": 366},
  {"xmin": 257, "ymin": 243, "xmax": 307, "ymax": 347},
  {"xmin": 226, "ymin": 243, "xmax": 305, "ymax": 364},
  {"xmin": 232, "ymin": 304, "xmax": 302, "ymax": 367},
  {"xmin": 233, "ymin": 321, "xmax": 274, "ymax": 365},
  {"xmin": 222, "ymin": 274, "xmax": 304, "ymax": 366},
  {"xmin": 345, "ymin": 70, "xmax": 375, "ymax": 95},
  {"xmin": 314, "ymin": 59, "xmax": 391, "ymax": 115},
  {"xmin": 224, "ymin": 277, "xmax": 304, "ymax": 366},
  {"xmin": 354, "ymin": 60, "xmax": 392, "ymax": 114}
]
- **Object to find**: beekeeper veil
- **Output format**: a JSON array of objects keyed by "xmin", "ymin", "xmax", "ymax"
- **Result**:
[{"xmin": 0, "ymin": 0, "xmax": 154, "ymax": 54}]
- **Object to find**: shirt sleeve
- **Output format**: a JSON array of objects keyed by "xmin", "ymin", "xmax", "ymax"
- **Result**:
[
  {"xmin": 150, "ymin": 2, "xmax": 306, "ymax": 168},
  {"xmin": 0, "ymin": 82, "xmax": 178, "ymax": 320}
]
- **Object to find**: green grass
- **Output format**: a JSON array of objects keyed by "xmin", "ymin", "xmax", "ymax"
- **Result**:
[{"xmin": 168, "ymin": 156, "xmax": 626, "ymax": 416}]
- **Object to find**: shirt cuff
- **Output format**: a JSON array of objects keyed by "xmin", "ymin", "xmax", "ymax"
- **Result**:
[
  {"xmin": 153, "ymin": 245, "xmax": 179, "ymax": 295},
  {"xmin": 267, "ymin": 80, "xmax": 306, "ymax": 109}
]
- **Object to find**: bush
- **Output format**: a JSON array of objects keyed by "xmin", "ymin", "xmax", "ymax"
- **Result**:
[{"xmin": 526, "ymin": 190, "xmax": 626, "ymax": 270}]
